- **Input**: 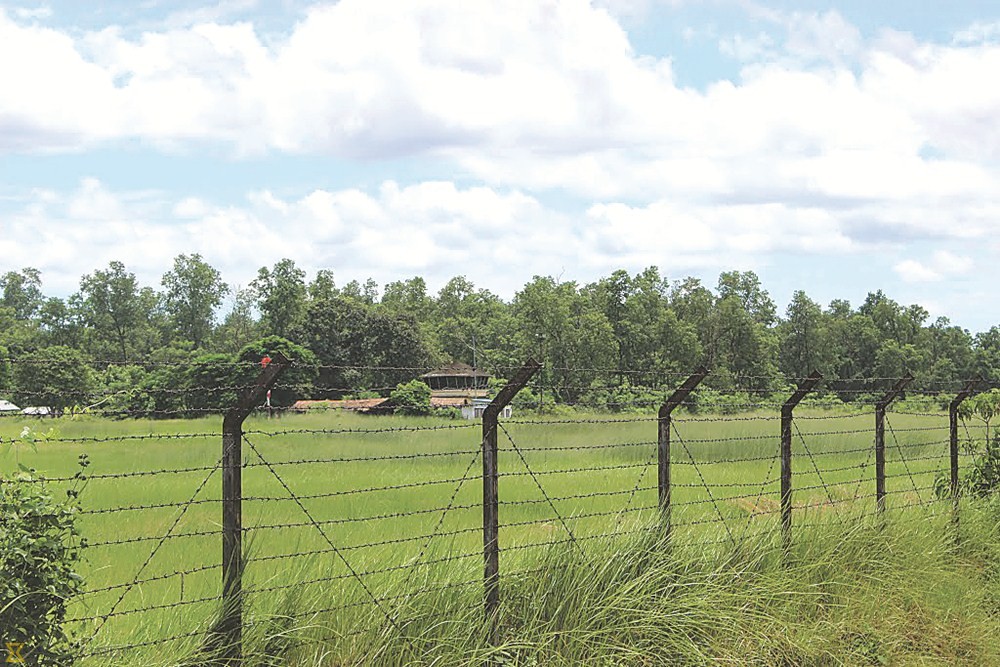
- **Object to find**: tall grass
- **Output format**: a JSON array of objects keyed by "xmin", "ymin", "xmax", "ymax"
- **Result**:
[
  {"xmin": 1, "ymin": 409, "xmax": 996, "ymax": 664},
  {"xmin": 211, "ymin": 502, "xmax": 1000, "ymax": 666}
]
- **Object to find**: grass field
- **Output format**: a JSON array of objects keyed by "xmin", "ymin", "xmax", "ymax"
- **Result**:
[{"xmin": 2, "ymin": 407, "xmax": 998, "ymax": 665}]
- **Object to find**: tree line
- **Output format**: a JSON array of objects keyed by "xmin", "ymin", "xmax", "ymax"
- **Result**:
[{"xmin": 1, "ymin": 256, "xmax": 997, "ymax": 414}]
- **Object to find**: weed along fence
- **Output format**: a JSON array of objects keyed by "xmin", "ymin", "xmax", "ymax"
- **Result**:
[{"xmin": 0, "ymin": 357, "xmax": 992, "ymax": 665}]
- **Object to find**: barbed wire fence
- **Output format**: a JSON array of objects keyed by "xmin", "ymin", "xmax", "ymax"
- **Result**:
[{"xmin": 0, "ymin": 355, "xmax": 992, "ymax": 665}]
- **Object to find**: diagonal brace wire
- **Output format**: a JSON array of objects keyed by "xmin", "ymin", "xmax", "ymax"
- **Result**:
[
  {"xmin": 671, "ymin": 422, "xmax": 735, "ymax": 545},
  {"xmin": 242, "ymin": 435, "xmax": 404, "ymax": 635},
  {"xmin": 80, "ymin": 452, "xmax": 226, "ymax": 651},
  {"xmin": 793, "ymin": 420, "xmax": 836, "ymax": 505},
  {"xmin": 497, "ymin": 422, "xmax": 583, "ymax": 555}
]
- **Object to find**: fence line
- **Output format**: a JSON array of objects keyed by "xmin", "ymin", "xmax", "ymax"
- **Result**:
[{"xmin": 0, "ymin": 357, "xmax": 992, "ymax": 664}]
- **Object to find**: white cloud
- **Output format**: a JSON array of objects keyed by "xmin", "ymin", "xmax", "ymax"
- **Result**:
[
  {"xmin": 2, "ymin": 1, "xmax": 1000, "ymax": 302},
  {"xmin": 893, "ymin": 250, "xmax": 973, "ymax": 283},
  {"xmin": 1, "ymin": 1, "xmax": 998, "ymax": 177},
  {"xmin": 0, "ymin": 177, "xmax": 868, "ymax": 299},
  {"xmin": 11, "ymin": 5, "xmax": 51, "ymax": 20},
  {"xmin": 2, "ymin": 178, "xmax": 578, "ymax": 296},
  {"xmin": 953, "ymin": 21, "xmax": 1000, "ymax": 45}
]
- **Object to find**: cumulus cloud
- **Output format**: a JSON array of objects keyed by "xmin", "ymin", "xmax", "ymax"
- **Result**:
[
  {"xmin": 893, "ymin": 251, "xmax": 973, "ymax": 283},
  {"xmin": 0, "ymin": 176, "xmax": 875, "ymax": 298},
  {"xmin": 953, "ymin": 21, "xmax": 1000, "ymax": 45},
  {"xmin": 2, "ymin": 2, "xmax": 999, "ymax": 174},
  {"xmin": 1, "ymin": 178, "xmax": 580, "ymax": 296},
  {"xmin": 2, "ymin": 0, "xmax": 1000, "ymax": 310}
]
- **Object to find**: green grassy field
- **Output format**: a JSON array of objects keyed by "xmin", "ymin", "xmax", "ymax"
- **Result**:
[{"xmin": 2, "ymin": 407, "xmax": 998, "ymax": 665}]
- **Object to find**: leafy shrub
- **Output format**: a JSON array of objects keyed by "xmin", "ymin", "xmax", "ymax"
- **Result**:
[
  {"xmin": 390, "ymin": 380, "xmax": 433, "ymax": 415},
  {"xmin": 578, "ymin": 383, "xmax": 664, "ymax": 413},
  {"xmin": 686, "ymin": 389, "xmax": 755, "ymax": 414},
  {"xmin": 1, "ymin": 456, "xmax": 87, "ymax": 666},
  {"xmin": 941, "ymin": 433, "xmax": 1000, "ymax": 499},
  {"xmin": 433, "ymin": 406, "xmax": 462, "ymax": 420}
]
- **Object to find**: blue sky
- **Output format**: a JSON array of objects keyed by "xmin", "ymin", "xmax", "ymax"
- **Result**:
[{"xmin": 1, "ymin": 0, "xmax": 999, "ymax": 331}]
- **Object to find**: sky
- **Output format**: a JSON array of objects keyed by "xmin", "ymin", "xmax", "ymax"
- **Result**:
[{"xmin": 1, "ymin": 0, "xmax": 999, "ymax": 331}]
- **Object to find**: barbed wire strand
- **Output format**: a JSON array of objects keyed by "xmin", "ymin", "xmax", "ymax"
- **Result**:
[{"xmin": 240, "ymin": 434, "xmax": 405, "ymax": 636}]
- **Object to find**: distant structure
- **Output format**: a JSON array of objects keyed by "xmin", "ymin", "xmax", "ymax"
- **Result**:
[
  {"xmin": 420, "ymin": 362, "xmax": 509, "ymax": 419},
  {"xmin": 419, "ymin": 362, "xmax": 490, "ymax": 395},
  {"xmin": 291, "ymin": 362, "xmax": 511, "ymax": 419}
]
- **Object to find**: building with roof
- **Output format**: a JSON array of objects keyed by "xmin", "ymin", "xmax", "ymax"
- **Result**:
[
  {"xmin": 290, "ymin": 362, "xmax": 508, "ymax": 419},
  {"xmin": 419, "ymin": 362, "xmax": 490, "ymax": 397}
]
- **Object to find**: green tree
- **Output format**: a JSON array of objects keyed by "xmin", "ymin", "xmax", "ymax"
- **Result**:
[
  {"xmin": 959, "ymin": 389, "xmax": 1000, "ymax": 443},
  {"xmin": 1, "ymin": 267, "xmax": 43, "ymax": 320},
  {"xmin": 293, "ymin": 296, "xmax": 433, "ymax": 396},
  {"xmin": 77, "ymin": 261, "xmax": 144, "ymax": 363},
  {"xmin": 308, "ymin": 270, "xmax": 338, "ymax": 301},
  {"xmin": 717, "ymin": 270, "xmax": 777, "ymax": 326},
  {"xmin": 780, "ymin": 290, "xmax": 834, "ymax": 379},
  {"xmin": 0, "ymin": 344, "xmax": 10, "ymax": 392},
  {"xmin": 36, "ymin": 298, "xmax": 83, "ymax": 350},
  {"xmin": 707, "ymin": 293, "xmax": 778, "ymax": 392},
  {"xmin": 161, "ymin": 254, "xmax": 229, "ymax": 348},
  {"xmin": 974, "ymin": 327, "xmax": 1000, "ymax": 386},
  {"xmin": 433, "ymin": 276, "xmax": 515, "ymax": 371},
  {"xmin": 13, "ymin": 346, "xmax": 93, "ymax": 413},
  {"xmin": 513, "ymin": 276, "xmax": 616, "ymax": 401},
  {"xmin": 237, "ymin": 336, "xmax": 319, "ymax": 407},
  {"xmin": 587, "ymin": 267, "xmax": 699, "ymax": 382},
  {"xmin": 185, "ymin": 352, "xmax": 244, "ymax": 415},
  {"xmin": 341, "ymin": 278, "xmax": 379, "ymax": 305},
  {"xmin": 250, "ymin": 258, "xmax": 307, "ymax": 338}
]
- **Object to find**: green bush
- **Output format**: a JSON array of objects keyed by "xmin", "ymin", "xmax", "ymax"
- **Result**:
[
  {"xmin": 389, "ymin": 380, "xmax": 432, "ymax": 416},
  {"xmin": 1, "ymin": 456, "xmax": 87, "ymax": 666}
]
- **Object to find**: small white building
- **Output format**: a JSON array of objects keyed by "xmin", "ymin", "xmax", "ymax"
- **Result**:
[{"xmin": 461, "ymin": 397, "xmax": 512, "ymax": 420}]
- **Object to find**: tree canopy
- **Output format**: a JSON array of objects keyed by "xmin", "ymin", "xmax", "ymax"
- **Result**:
[{"xmin": 0, "ymin": 257, "xmax": 993, "ymax": 412}]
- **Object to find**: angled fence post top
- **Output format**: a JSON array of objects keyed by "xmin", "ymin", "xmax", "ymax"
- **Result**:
[
  {"xmin": 223, "ymin": 351, "xmax": 293, "ymax": 431},
  {"xmin": 659, "ymin": 366, "xmax": 709, "ymax": 418},
  {"xmin": 950, "ymin": 377, "xmax": 982, "ymax": 411},
  {"xmin": 877, "ymin": 374, "xmax": 915, "ymax": 409},
  {"xmin": 782, "ymin": 370, "xmax": 824, "ymax": 414},
  {"xmin": 485, "ymin": 359, "xmax": 542, "ymax": 419}
]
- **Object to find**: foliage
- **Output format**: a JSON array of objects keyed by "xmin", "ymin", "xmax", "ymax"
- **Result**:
[
  {"xmin": 0, "ymin": 267, "xmax": 44, "ymax": 320},
  {"xmin": 958, "ymin": 389, "xmax": 1000, "ymax": 443},
  {"xmin": 161, "ymin": 253, "xmax": 228, "ymax": 348},
  {"xmin": 0, "ymin": 457, "xmax": 87, "ymax": 666},
  {"xmin": 578, "ymin": 382, "xmax": 665, "ymax": 413},
  {"xmin": 250, "ymin": 259, "xmax": 308, "ymax": 339},
  {"xmin": 0, "ymin": 259, "xmax": 997, "ymax": 415},
  {"xmin": 12, "ymin": 346, "xmax": 93, "ymax": 413},
  {"xmin": 949, "ymin": 390, "xmax": 1000, "ymax": 497},
  {"xmin": 184, "ymin": 352, "xmax": 245, "ymax": 415},
  {"xmin": 686, "ymin": 388, "xmax": 756, "ymax": 414},
  {"xmin": 237, "ymin": 336, "xmax": 319, "ymax": 407},
  {"xmin": 77, "ymin": 261, "xmax": 146, "ymax": 363},
  {"xmin": 0, "ymin": 344, "xmax": 11, "ymax": 392},
  {"xmin": 389, "ymin": 380, "xmax": 433, "ymax": 416},
  {"xmin": 963, "ymin": 434, "xmax": 1000, "ymax": 497},
  {"xmin": 293, "ymin": 296, "xmax": 433, "ymax": 397}
]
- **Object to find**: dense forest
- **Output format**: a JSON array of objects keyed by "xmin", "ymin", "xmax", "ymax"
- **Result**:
[{"xmin": 0, "ymin": 255, "xmax": 996, "ymax": 413}]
